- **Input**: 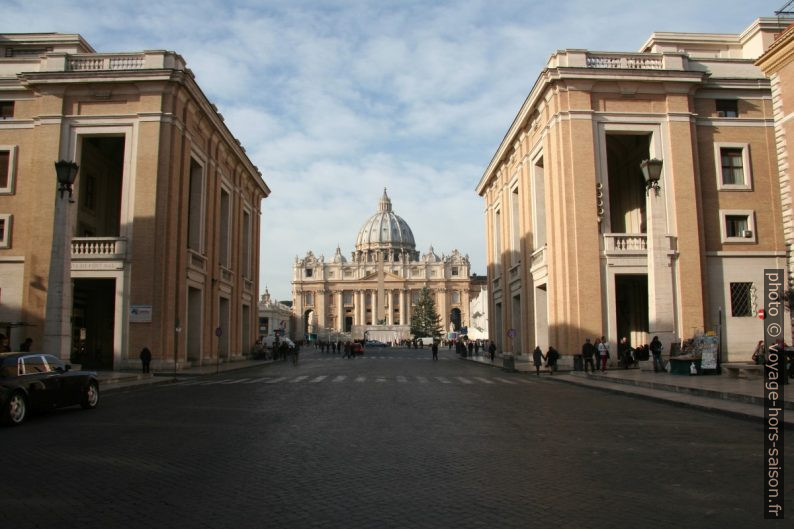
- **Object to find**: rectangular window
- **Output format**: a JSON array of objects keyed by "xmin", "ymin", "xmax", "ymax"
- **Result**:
[
  {"xmin": 219, "ymin": 188, "xmax": 230, "ymax": 267},
  {"xmin": 0, "ymin": 146, "xmax": 17, "ymax": 194},
  {"xmin": 452, "ymin": 291, "xmax": 461, "ymax": 303},
  {"xmin": 0, "ymin": 214, "xmax": 11, "ymax": 248},
  {"xmin": 305, "ymin": 292, "xmax": 313, "ymax": 306},
  {"xmin": 720, "ymin": 209, "xmax": 755, "ymax": 243},
  {"xmin": 715, "ymin": 144, "xmax": 751, "ymax": 190},
  {"xmin": 511, "ymin": 187, "xmax": 520, "ymax": 263},
  {"xmin": 716, "ymin": 99, "xmax": 738, "ymax": 118},
  {"xmin": 187, "ymin": 158, "xmax": 204, "ymax": 252},
  {"xmin": 730, "ymin": 282, "xmax": 753, "ymax": 317},
  {"xmin": 343, "ymin": 292, "xmax": 353, "ymax": 305},
  {"xmin": 305, "ymin": 268, "xmax": 313, "ymax": 277},
  {"xmin": 0, "ymin": 101, "xmax": 13, "ymax": 119},
  {"xmin": 242, "ymin": 209, "xmax": 251, "ymax": 279},
  {"xmin": 452, "ymin": 266, "xmax": 459, "ymax": 276},
  {"xmin": 720, "ymin": 148, "xmax": 744, "ymax": 186},
  {"xmin": 725, "ymin": 215, "xmax": 748, "ymax": 238}
]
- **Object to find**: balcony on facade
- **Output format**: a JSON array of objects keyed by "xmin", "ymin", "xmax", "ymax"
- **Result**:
[
  {"xmin": 71, "ymin": 237, "xmax": 127, "ymax": 263},
  {"xmin": 602, "ymin": 233, "xmax": 677, "ymax": 261}
]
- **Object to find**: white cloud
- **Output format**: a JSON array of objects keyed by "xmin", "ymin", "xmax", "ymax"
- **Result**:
[{"xmin": 0, "ymin": 0, "xmax": 781, "ymax": 300}]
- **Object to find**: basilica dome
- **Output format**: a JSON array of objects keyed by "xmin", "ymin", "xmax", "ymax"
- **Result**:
[{"xmin": 355, "ymin": 189, "xmax": 416, "ymax": 256}]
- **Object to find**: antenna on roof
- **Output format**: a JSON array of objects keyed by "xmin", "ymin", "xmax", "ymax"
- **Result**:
[{"xmin": 777, "ymin": 0, "xmax": 794, "ymax": 16}]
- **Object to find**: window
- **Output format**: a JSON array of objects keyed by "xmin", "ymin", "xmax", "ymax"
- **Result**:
[
  {"xmin": 719, "ymin": 210, "xmax": 756, "ymax": 243},
  {"xmin": 0, "ymin": 146, "xmax": 17, "ymax": 194},
  {"xmin": 187, "ymin": 158, "xmax": 204, "ymax": 252},
  {"xmin": 452, "ymin": 291, "xmax": 461, "ymax": 304},
  {"xmin": 0, "ymin": 101, "xmax": 13, "ymax": 119},
  {"xmin": 0, "ymin": 214, "xmax": 11, "ymax": 248},
  {"xmin": 730, "ymin": 282, "xmax": 753, "ymax": 317},
  {"xmin": 305, "ymin": 268, "xmax": 313, "ymax": 277},
  {"xmin": 343, "ymin": 292, "xmax": 353, "ymax": 305},
  {"xmin": 716, "ymin": 99, "xmax": 738, "ymax": 118},
  {"xmin": 305, "ymin": 292, "xmax": 313, "ymax": 306},
  {"xmin": 715, "ymin": 144, "xmax": 751, "ymax": 190},
  {"xmin": 452, "ymin": 266, "xmax": 459, "ymax": 276},
  {"xmin": 219, "ymin": 188, "xmax": 231, "ymax": 267},
  {"xmin": 21, "ymin": 355, "xmax": 47, "ymax": 374}
]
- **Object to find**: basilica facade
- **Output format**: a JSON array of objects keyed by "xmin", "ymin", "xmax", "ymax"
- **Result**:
[{"xmin": 292, "ymin": 190, "xmax": 475, "ymax": 342}]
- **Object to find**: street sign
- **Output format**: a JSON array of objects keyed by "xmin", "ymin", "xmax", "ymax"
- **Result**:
[{"xmin": 758, "ymin": 308, "xmax": 765, "ymax": 319}]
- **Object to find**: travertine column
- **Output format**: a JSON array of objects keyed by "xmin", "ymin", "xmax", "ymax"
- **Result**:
[
  {"xmin": 336, "ymin": 291, "xmax": 343, "ymax": 332},
  {"xmin": 386, "ymin": 290, "xmax": 393, "ymax": 325},
  {"xmin": 359, "ymin": 290, "xmax": 366, "ymax": 325},
  {"xmin": 399, "ymin": 290, "xmax": 406, "ymax": 325},
  {"xmin": 370, "ymin": 290, "xmax": 377, "ymax": 324}
]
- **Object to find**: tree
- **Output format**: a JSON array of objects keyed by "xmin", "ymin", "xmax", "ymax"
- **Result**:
[{"xmin": 410, "ymin": 287, "xmax": 443, "ymax": 339}]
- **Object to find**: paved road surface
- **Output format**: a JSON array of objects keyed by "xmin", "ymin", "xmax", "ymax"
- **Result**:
[{"xmin": 1, "ymin": 347, "xmax": 790, "ymax": 528}]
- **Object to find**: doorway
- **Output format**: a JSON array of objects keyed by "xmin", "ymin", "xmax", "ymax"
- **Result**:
[
  {"xmin": 615, "ymin": 274, "xmax": 649, "ymax": 348},
  {"xmin": 72, "ymin": 278, "xmax": 115, "ymax": 369}
]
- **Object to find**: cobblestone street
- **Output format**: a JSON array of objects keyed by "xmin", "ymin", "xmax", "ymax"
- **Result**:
[{"xmin": 1, "ymin": 347, "xmax": 791, "ymax": 528}]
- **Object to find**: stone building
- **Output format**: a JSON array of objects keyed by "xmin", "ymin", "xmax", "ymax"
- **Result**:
[
  {"xmin": 292, "ymin": 190, "xmax": 475, "ymax": 342},
  {"xmin": 257, "ymin": 288, "xmax": 294, "ymax": 340},
  {"xmin": 0, "ymin": 34, "xmax": 269, "ymax": 370},
  {"xmin": 756, "ymin": 21, "xmax": 794, "ymax": 341},
  {"xmin": 476, "ymin": 17, "xmax": 792, "ymax": 363}
]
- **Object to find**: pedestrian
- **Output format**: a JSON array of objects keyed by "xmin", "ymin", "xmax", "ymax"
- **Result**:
[
  {"xmin": 432, "ymin": 341, "xmax": 439, "ymax": 361},
  {"xmin": 546, "ymin": 346, "xmax": 559, "ymax": 374},
  {"xmin": 532, "ymin": 346, "xmax": 543, "ymax": 376},
  {"xmin": 0, "ymin": 334, "xmax": 9, "ymax": 352},
  {"xmin": 650, "ymin": 336, "xmax": 664, "ymax": 372},
  {"xmin": 475, "ymin": 341, "xmax": 481, "ymax": 356},
  {"xmin": 582, "ymin": 338, "xmax": 596, "ymax": 374},
  {"xmin": 139, "ymin": 346, "xmax": 152, "ymax": 374},
  {"xmin": 344, "ymin": 341, "xmax": 351, "ymax": 359},
  {"xmin": 751, "ymin": 340, "xmax": 764, "ymax": 365},
  {"xmin": 597, "ymin": 336, "xmax": 609, "ymax": 372},
  {"xmin": 467, "ymin": 341, "xmax": 474, "ymax": 357},
  {"xmin": 488, "ymin": 341, "xmax": 496, "ymax": 362},
  {"xmin": 19, "ymin": 337, "xmax": 33, "ymax": 352},
  {"xmin": 618, "ymin": 337, "xmax": 633, "ymax": 369}
]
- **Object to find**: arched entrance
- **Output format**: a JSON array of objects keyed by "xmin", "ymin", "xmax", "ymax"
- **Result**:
[
  {"xmin": 304, "ymin": 309, "xmax": 316, "ymax": 341},
  {"xmin": 450, "ymin": 308, "xmax": 462, "ymax": 331}
]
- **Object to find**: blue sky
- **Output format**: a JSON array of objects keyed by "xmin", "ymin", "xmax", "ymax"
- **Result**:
[{"xmin": 1, "ymin": 0, "xmax": 784, "ymax": 300}]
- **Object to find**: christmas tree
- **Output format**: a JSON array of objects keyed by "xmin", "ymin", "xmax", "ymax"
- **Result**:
[{"xmin": 410, "ymin": 287, "xmax": 443, "ymax": 339}]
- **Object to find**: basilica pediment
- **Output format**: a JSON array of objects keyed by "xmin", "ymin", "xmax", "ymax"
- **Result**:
[{"xmin": 356, "ymin": 271, "xmax": 405, "ymax": 282}]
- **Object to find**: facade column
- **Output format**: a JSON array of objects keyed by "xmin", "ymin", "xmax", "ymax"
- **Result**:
[
  {"xmin": 370, "ymin": 290, "xmax": 377, "ymax": 324},
  {"xmin": 336, "ymin": 291, "xmax": 343, "ymax": 332},
  {"xmin": 647, "ymin": 185, "xmax": 676, "ymax": 348},
  {"xmin": 386, "ymin": 290, "xmax": 393, "ymax": 325},
  {"xmin": 353, "ymin": 291, "xmax": 359, "ymax": 327},
  {"xmin": 358, "ymin": 290, "xmax": 366, "ymax": 325},
  {"xmin": 399, "ymin": 289, "xmax": 406, "ymax": 325}
]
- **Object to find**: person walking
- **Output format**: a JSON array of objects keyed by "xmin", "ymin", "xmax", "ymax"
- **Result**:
[
  {"xmin": 19, "ymin": 337, "xmax": 33, "ymax": 352},
  {"xmin": 650, "ymin": 336, "xmax": 664, "ymax": 372},
  {"xmin": 751, "ymin": 340, "xmax": 765, "ymax": 365},
  {"xmin": 432, "ymin": 341, "xmax": 439, "ymax": 361},
  {"xmin": 582, "ymin": 338, "xmax": 596, "ymax": 374},
  {"xmin": 488, "ymin": 341, "xmax": 496, "ymax": 362},
  {"xmin": 618, "ymin": 337, "xmax": 633, "ymax": 369},
  {"xmin": 597, "ymin": 337, "xmax": 609, "ymax": 372},
  {"xmin": 546, "ymin": 346, "xmax": 559, "ymax": 374},
  {"xmin": 532, "ymin": 346, "xmax": 543, "ymax": 376},
  {"xmin": 139, "ymin": 347, "xmax": 152, "ymax": 374}
]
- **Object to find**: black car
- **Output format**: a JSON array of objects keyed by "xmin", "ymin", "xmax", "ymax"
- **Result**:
[{"xmin": 0, "ymin": 352, "xmax": 99, "ymax": 426}]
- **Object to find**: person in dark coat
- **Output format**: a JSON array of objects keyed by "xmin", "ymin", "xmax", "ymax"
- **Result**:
[
  {"xmin": 532, "ymin": 346, "xmax": 543, "ymax": 376},
  {"xmin": 582, "ymin": 338, "xmax": 596, "ymax": 374},
  {"xmin": 139, "ymin": 347, "xmax": 152, "ymax": 373},
  {"xmin": 431, "ymin": 341, "xmax": 439, "ymax": 361},
  {"xmin": 546, "ymin": 346, "xmax": 560, "ymax": 374},
  {"xmin": 488, "ymin": 341, "xmax": 496, "ymax": 362},
  {"xmin": 19, "ymin": 337, "xmax": 33, "ymax": 352},
  {"xmin": 650, "ymin": 336, "xmax": 663, "ymax": 373}
]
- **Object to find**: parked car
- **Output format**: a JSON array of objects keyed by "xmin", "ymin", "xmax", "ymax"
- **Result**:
[
  {"xmin": 0, "ymin": 353, "xmax": 99, "ymax": 426},
  {"xmin": 365, "ymin": 340, "xmax": 387, "ymax": 347}
]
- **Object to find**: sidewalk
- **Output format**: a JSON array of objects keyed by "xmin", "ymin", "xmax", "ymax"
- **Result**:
[
  {"xmin": 461, "ymin": 354, "xmax": 794, "ymax": 427},
  {"xmin": 94, "ymin": 358, "xmax": 273, "ymax": 393}
]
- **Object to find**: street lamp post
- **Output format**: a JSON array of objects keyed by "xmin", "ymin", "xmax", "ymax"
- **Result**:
[{"xmin": 43, "ymin": 161, "xmax": 79, "ymax": 362}]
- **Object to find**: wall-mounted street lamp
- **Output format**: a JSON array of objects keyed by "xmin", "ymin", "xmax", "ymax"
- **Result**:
[
  {"xmin": 54, "ymin": 160, "xmax": 79, "ymax": 199},
  {"xmin": 640, "ymin": 158, "xmax": 663, "ymax": 195}
]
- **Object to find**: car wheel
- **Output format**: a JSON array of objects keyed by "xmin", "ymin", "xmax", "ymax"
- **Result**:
[
  {"xmin": 3, "ymin": 391, "xmax": 27, "ymax": 426},
  {"xmin": 81, "ymin": 381, "xmax": 99, "ymax": 409}
]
